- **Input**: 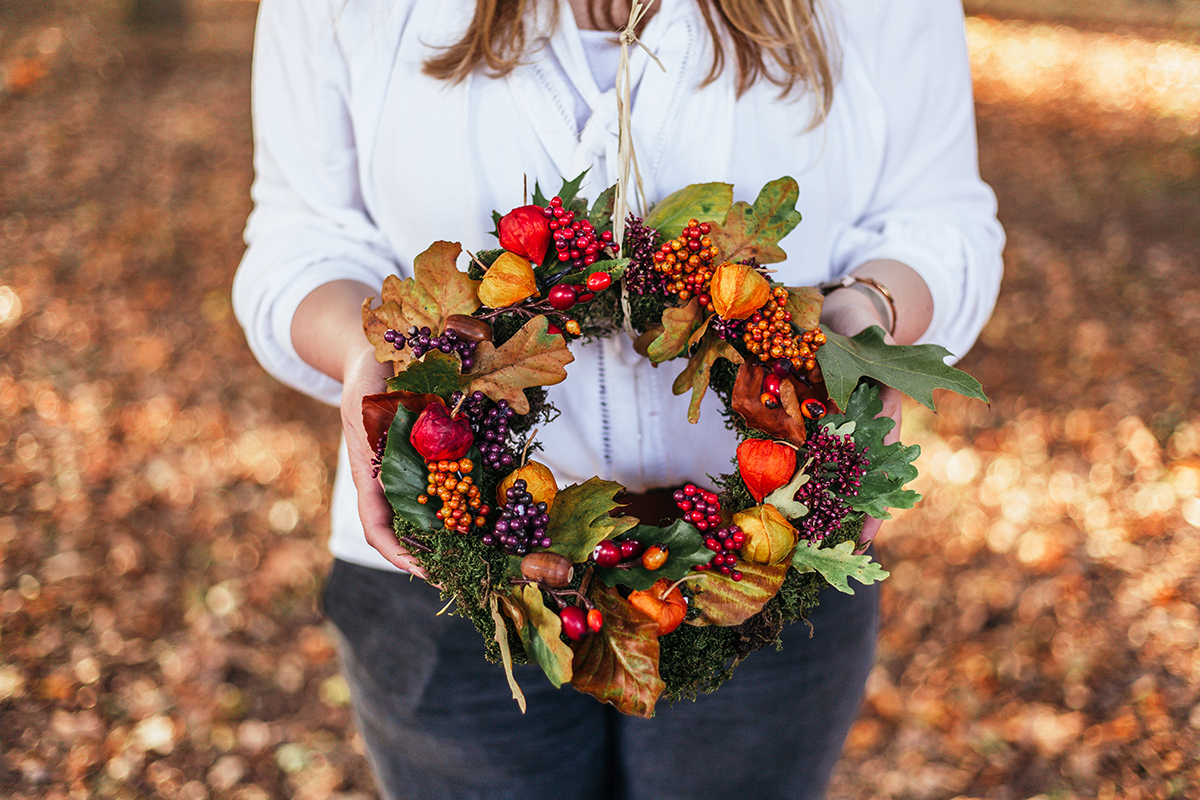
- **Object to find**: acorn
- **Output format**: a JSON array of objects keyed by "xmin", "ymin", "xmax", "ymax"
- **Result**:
[
  {"xmin": 519, "ymin": 552, "xmax": 574, "ymax": 588},
  {"xmin": 443, "ymin": 314, "xmax": 493, "ymax": 343}
]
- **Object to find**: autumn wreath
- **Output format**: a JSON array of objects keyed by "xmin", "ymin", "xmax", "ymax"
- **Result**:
[{"xmin": 361, "ymin": 175, "xmax": 985, "ymax": 717}]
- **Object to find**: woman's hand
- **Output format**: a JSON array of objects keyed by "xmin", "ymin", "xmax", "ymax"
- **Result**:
[
  {"xmin": 292, "ymin": 280, "xmax": 430, "ymax": 578},
  {"xmin": 341, "ymin": 346, "xmax": 430, "ymax": 577}
]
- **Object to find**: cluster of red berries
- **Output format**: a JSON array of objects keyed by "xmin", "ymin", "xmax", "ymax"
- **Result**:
[
  {"xmin": 672, "ymin": 483, "xmax": 722, "ymax": 531},
  {"xmin": 697, "ymin": 524, "xmax": 745, "ymax": 581},
  {"xmin": 652, "ymin": 219, "xmax": 720, "ymax": 303},
  {"xmin": 543, "ymin": 196, "xmax": 616, "ymax": 270},
  {"xmin": 671, "ymin": 484, "xmax": 744, "ymax": 580},
  {"xmin": 418, "ymin": 458, "xmax": 488, "ymax": 534}
]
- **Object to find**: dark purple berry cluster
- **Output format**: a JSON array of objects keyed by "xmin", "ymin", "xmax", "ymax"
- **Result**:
[
  {"xmin": 621, "ymin": 214, "xmax": 667, "ymax": 296},
  {"xmin": 448, "ymin": 391, "xmax": 519, "ymax": 471},
  {"xmin": 482, "ymin": 479, "xmax": 551, "ymax": 555},
  {"xmin": 710, "ymin": 315, "xmax": 747, "ymax": 342},
  {"xmin": 385, "ymin": 326, "xmax": 478, "ymax": 371},
  {"xmin": 794, "ymin": 428, "xmax": 870, "ymax": 540},
  {"xmin": 370, "ymin": 431, "xmax": 388, "ymax": 478}
]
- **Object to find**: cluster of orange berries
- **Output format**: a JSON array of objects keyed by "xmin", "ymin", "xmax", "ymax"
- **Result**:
[
  {"xmin": 652, "ymin": 219, "xmax": 720, "ymax": 303},
  {"xmin": 417, "ymin": 458, "xmax": 488, "ymax": 534},
  {"xmin": 742, "ymin": 287, "xmax": 827, "ymax": 371}
]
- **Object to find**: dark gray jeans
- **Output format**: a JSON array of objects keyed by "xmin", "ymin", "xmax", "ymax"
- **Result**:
[{"xmin": 323, "ymin": 558, "xmax": 879, "ymax": 800}]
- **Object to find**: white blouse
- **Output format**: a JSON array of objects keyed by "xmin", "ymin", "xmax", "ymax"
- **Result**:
[{"xmin": 234, "ymin": 0, "xmax": 1004, "ymax": 571}]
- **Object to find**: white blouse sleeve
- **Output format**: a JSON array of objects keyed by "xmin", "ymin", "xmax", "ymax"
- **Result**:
[
  {"xmin": 232, "ymin": 0, "xmax": 399, "ymax": 406},
  {"xmin": 830, "ymin": 0, "xmax": 1004, "ymax": 360}
]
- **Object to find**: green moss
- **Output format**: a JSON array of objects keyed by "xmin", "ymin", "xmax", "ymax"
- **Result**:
[{"xmin": 396, "ymin": 516, "xmax": 528, "ymax": 665}]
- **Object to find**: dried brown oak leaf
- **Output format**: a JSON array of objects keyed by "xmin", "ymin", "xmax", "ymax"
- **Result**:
[
  {"xmin": 362, "ymin": 241, "xmax": 482, "ymax": 372},
  {"xmin": 467, "ymin": 315, "xmax": 573, "ymax": 415}
]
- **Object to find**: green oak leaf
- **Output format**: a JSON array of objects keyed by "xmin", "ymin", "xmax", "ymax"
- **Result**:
[
  {"xmin": 646, "ymin": 298, "xmax": 703, "ymax": 363},
  {"xmin": 386, "ymin": 350, "xmax": 469, "ymax": 397},
  {"xmin": 503, "ymin": 584, "xmax": 575, "ymax": 688},
  {"xmin": 570, "ymin": 584, "xmax": 664, "ymax": 718},
  {"xmin": 467, "ymin": 316, "xmax": 574, "ymax": 414},
  {"xmin": 816, "ymin": 326, "xmax": 988, "ymax": 411},
  {"xmin": 790, "ymin": 539, "xmax": 889, "ymax": 594},
  {"xmin": 670, "ymin": 330, "xmax": 744, "ymax": 423},
  {"xmin": 596, "ymin": 520, "xmax": 711, "ymax": 591},
  {"xmin": 707, "ymin": 177, "xmax": 802, "ymax": 265},
  {"xmin": 687, "ymin": 560, "xmax": 791, "ymax": 627},
  {"xmin": 546, "ymin": 478, "xmax": 639, "ymax": 563},
  {"xmin": 379, "ymin": 404, "xmax": 439, "ymax": 530},
  {"xmin": 644, "ymin": 183, "xmax": 733, "ymax": 240},
  {"xmin": 763, "ymin": 464, "xmax": 810, "ymax": 520}
]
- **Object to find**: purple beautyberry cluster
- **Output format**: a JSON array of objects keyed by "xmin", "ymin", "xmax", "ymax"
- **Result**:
[
  {"xmin": 794, "ymin": 428, "xmax": 871, "ymax": 541},
  {"xmin": 621, "ymin": 214, "xmax": 667, "ymax": 296}
]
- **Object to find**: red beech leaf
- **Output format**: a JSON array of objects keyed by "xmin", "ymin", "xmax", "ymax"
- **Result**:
[{"xmin": 570, "ymin": 584, "xmax": 665, "ymax": 718}]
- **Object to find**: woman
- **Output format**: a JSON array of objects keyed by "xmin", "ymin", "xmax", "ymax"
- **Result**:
[{"xmin": 233, "ymin": 0, "xmax": 1003, "ymax": 797}]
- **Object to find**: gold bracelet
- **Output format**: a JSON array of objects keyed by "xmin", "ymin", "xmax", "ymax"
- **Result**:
[{"xmin": 818, "ymin": 275, "xmax": 897, "ymax": 337}]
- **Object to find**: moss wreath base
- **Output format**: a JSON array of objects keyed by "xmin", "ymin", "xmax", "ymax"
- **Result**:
[{"xmin": 360, "ymin": 175, "xmax": 986, "ymax": 717}]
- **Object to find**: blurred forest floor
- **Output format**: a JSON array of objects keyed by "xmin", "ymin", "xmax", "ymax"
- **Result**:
[{"xmin": 1, "ymin": 1, "xmax": 1199, "ymax": 799}]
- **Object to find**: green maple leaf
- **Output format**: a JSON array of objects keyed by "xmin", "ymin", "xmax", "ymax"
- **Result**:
[
  {"xmin": 688, "ymin": 560, "xmax": 791, "ymax": 627},
  {"xmin": 819, "ymin": 383, "xmax": 921, "ymax": 519},
  {"xmin": 670, "ymin": 330, "xmax": 743, "ymax": 423},
  {"xmin": 570, "ymin": 585, "xmax": 664, "ymax": 718},
  {"xmin": 546, "ymin": 478, "xmax": 639, "ymax": 563},
  {"xmin": 596, "ymin": 520, "xmax": 712, "ymax": 591},
  {"xmin": 386, "ymin": 351, "xmax": 469, "ymax": 397},
  {"xmin": 790, "ymin": 539, "xmax": 889, "ymax": 594},
  {"xmin": 707, "ymin": 177, "xmax": 802, "ymax": 265},
  {"xmin": 643, "ymin": 183, "xmax": 733, "ymax": 240},
  {"xmin": 815, "ymin": 326, "xmax": 988, "ymax": 411},
  {"xmin": 467, "ymin": 316, "xmax": 574, "ymax": 414}
]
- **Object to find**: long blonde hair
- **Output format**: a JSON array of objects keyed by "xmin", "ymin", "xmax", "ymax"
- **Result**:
[{"xmin": 423, "ymin": 0, "xmax": 837, "ymax": 119}]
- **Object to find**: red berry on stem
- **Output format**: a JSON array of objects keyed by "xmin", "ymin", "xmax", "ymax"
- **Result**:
[
  {"xmin": 547, "ymin": 284, "xmax": 578, "ymax": 310},
  {"xmin": 592, "ymin": 539, "xmax": 622, "ymax": 568},
  {"xmin": 619, "ymin": 539, "xmax": 643, "ymax": 559},
  {"xmin": 560, "ymin": 605, "xmax": 587, "ymax": 641},
  {"xmin": 586, "ymin": 272, "xmax": 612, "ymax": 291}
]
